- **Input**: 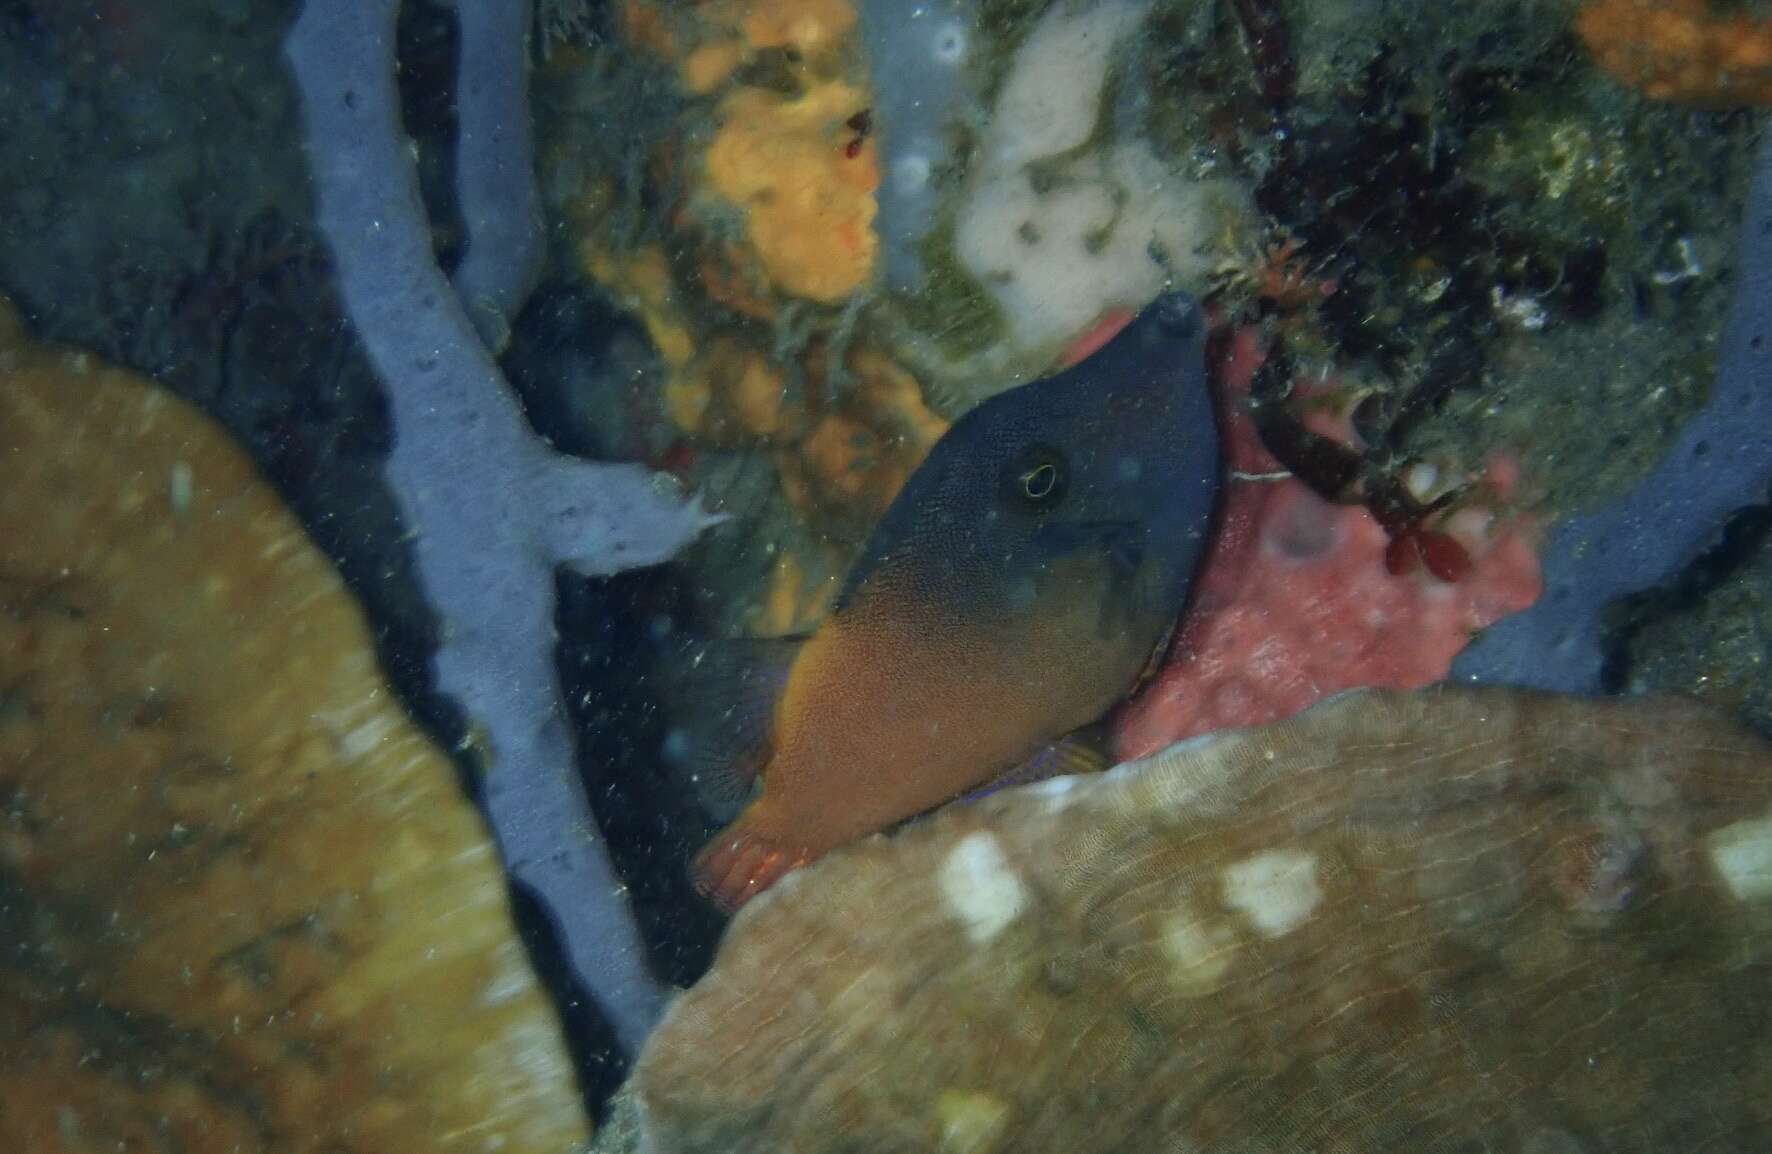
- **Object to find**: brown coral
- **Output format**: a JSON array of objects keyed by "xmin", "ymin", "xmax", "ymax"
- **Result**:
[
  {"xmin": 0, "ymin": 303, "xmax": 586, "ymax": 1153},
  {"xmin": 1578, "ymin": 0, "xmax": 1772, "ymax": 106},
  {"xmin": 623, "ymin": 686, "xmax": 1772, "ymax": 1154}
]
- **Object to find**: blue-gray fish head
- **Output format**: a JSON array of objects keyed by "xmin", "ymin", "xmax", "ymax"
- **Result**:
[{"xmin": 839, "ymin": 291, "xmax": 1222, "ymax": 627}]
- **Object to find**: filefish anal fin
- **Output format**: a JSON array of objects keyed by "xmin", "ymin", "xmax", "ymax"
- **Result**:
[{"xmin": 961, "ymin": 727, "xmax": 1113, "ymax": 802}]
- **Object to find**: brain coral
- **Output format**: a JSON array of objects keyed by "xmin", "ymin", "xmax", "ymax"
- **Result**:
[{"xmin": 613, "ymin": 686, "xmax": 1772, "ymax": 1154}]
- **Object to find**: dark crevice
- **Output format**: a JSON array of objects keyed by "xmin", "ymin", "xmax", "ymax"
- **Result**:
[{"xmin": 1606, "ymin": 499, "xmax": 1772, "ymax": 694}]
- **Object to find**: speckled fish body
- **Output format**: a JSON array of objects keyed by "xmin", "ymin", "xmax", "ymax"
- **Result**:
[{"xmin": 694, "ymin": 293, "xmax": 1221, "ymax": 910}]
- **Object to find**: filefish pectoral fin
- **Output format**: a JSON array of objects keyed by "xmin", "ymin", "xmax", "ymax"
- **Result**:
[
  {"xmin": 1085, "ymin": 520, "xmax": 1165, "ymax": 640},
  {"xmin": 1097, "ymin": 521, "xmax": 1147, "ymax": 579},
  {"xmin": 662, "ymin": 634, "xmax": 807, "ymax": 820}
]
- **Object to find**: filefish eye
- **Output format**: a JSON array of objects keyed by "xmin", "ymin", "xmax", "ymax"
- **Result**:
[{"xmin": 1004, "ymin": 443, "xmax": 1069, "ymax": 510}]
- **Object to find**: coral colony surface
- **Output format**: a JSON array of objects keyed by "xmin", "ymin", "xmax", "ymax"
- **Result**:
[
  {"xmin": 613, "ymin": 688, "xmax": 1772, "ymax": 1154},
  {"xmin": 0, "ymin": 302, "xmax": 587, "ymax": 1154}
]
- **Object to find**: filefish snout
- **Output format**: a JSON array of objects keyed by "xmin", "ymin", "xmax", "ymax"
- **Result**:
[{"xmin": 692, "ymin": 292, "xmax": 1222, "ymax": 912}]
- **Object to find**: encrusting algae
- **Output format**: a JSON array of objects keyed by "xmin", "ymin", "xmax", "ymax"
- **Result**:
[
  {"xmin": 702, "ymin": 80, "xmax": 878, "ymax": 303},
  {"xmin": 560, "ymin": 0, "xmax": 945, "ymax": 622},
  {"xmin": 0, "ymin": 302, "xmax": 587, "ymax": 1153},
  {"xmin": 1578, "ymin": 0, "xmax": 1772, "ymax": 105},
  {"xmin": 594, "ymin": 0, "xmax": 879, "ymax": 310}
]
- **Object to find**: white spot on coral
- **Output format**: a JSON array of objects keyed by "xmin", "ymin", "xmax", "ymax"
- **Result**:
[
  {"xmin": 1706, "ymin": 814, "xmax": 1772, "ymax": 903},
  {"xmin": 1158, "ymin": 909, "xmax": 1239, "ymax": 996},
  {"xmin": 1221, "ymin": 848, "xmax": 1323, "ymax": 938},
  {"xmin": 939, "ymin": 831, "xmax": 1028, "ymax": 943},
  {"xmin": 337, "ymin": 712, "xmax": 397, "ymax": 761},
  {"xmin": 168, "ymin": 460, "xmax": 194, "ymax": 518},
  {"xmin": 1027, "ymin": 774, "xmax": 1084, "ymax": 812}
]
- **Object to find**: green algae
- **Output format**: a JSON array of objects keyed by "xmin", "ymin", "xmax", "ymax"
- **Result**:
[
  {"xmin": 1225, "ymin": 0, "xmax": 1758, "ymax": 514},
  {"xmin": 891, "ymin": 214, "xmax": 1009, "ymax": 364},
  {"xmin": 973, "ymin": 0, "xmax": 1057, "ymax": 105}
]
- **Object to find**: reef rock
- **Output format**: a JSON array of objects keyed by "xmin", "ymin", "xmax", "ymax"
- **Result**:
[
  {"xmin": 0, "ymin": 303, "xmax": 587, "ymax": 1153},
  {"xmin": 617, "ymin": 686, "xmax": 1772, "ymax": 1154}
]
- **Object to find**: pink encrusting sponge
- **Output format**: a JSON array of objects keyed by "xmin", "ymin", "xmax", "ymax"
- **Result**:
[{"xmin": 1113, "ymin": 326, "xmax": 1544, "ymax": 760}]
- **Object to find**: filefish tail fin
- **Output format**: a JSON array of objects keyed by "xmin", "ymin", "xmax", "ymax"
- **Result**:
[{"xmin": 691, "ymin": 814, "xmax": 814, "ymax": 913}]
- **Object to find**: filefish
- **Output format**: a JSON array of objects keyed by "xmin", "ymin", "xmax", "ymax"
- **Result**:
[{"xmin": 689, "ymin": 292, "xmax": 1222, "ymax": 911}]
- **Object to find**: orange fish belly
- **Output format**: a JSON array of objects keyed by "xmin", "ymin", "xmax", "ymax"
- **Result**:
[{"xmin": 693, "ymin": 561, "xmax": 1163, "ymax": 910}]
